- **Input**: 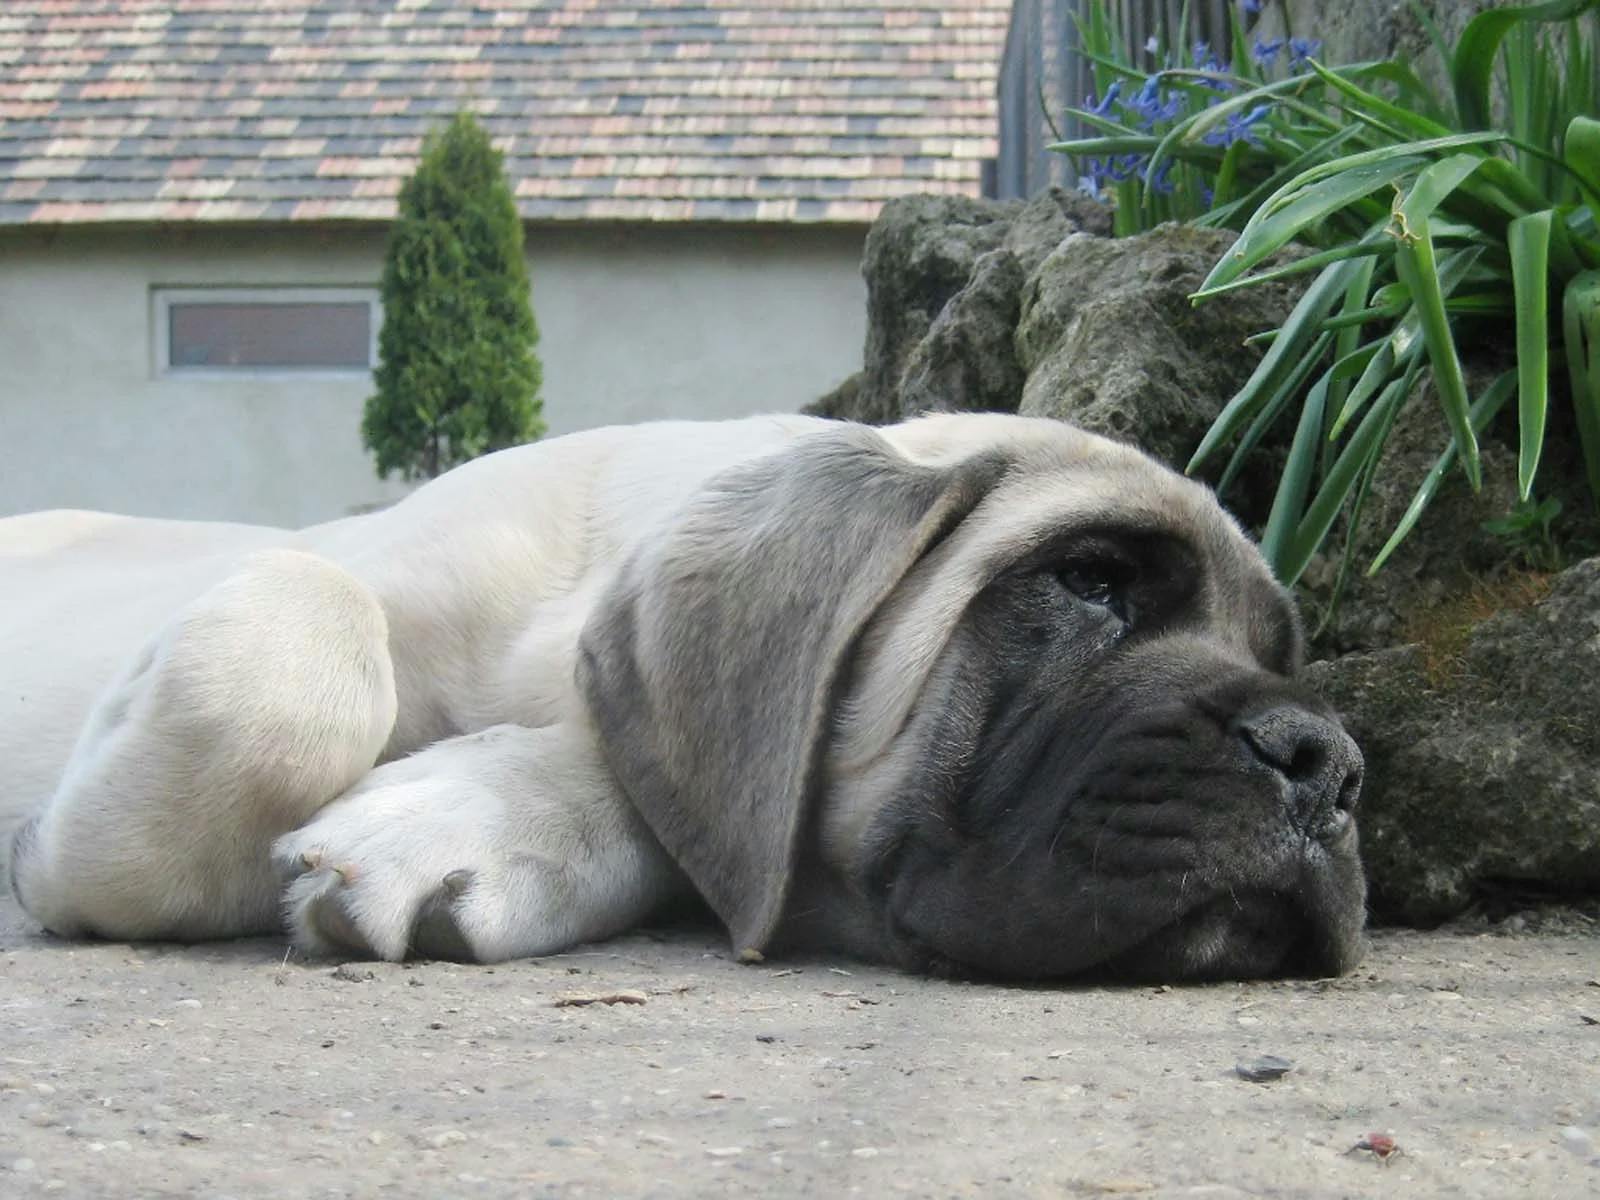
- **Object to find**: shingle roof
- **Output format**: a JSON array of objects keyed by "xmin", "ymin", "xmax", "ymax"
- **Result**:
[{"xmin": 0, "ymin": 0, "xmax": 1009, "ymax": 226}]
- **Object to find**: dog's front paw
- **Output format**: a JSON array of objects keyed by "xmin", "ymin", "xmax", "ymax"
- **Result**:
[
  {"xmin": 271, "ymin": 724, "xmax": 681, "ymax": 963},
  {"xmin": 273, "ymin": 781, "xmax": 530, "ymax": 962}
]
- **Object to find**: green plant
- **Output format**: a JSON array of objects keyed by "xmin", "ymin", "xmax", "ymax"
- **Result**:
[
  {"xmin": 364, "ymin": 111, "xmax": 544, "ymax": 481},
  {"xmin": 1483, "ymin": 495, "xmax": 1566, "ymax": 571},
  {"xmin": 1055, "ymin": 0, "xmax": 1328, "ymax": 236},
  {"xmin": 1054, "ymin": 1, "xmax": 1600, "ymax": 586}
]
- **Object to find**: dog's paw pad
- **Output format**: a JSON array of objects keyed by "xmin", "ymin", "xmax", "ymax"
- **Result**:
[
  {"xmin": 410, "ymin": 875, "xmax": 478, "ymax": 962},
  {"xmin": 284, "ymin": 866, "xmax": 381, "ymax": 959}
]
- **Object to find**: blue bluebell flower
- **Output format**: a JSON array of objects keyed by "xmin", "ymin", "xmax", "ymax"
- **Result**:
[
  {"xmin": 1288, "ymin": 38, "xmax": 1323, "ymax": 70},
  {"xmin": 1105, "ymin": 153, "xmax": 1146, "ymax": 183},
  {"xmin": 1123, "ymin": 74, "xmax": 1185, "ymax": 128},
  {"xmin": 1240, "ymin": 0, "xmax": 1263, "ymax": 16},
  {"xmin": 1084, "ymin": 80, "xmax": 1123, "ymax": 118},
  {"xmin": 1079, "ymin": 158, "xmax": 1112, "ymax": 195},
  {"xmin": 1191, "ymin": 41, "xmax": 1235, "ymax": 91},
  {"xmin": 1251, "ymin": 38, "xmax": 1285, "ymax": 69},
  {"xmin": 1144, "ymin": 157, "xmax": 1176, "ymax": 195},
  {"xmin": 1201, "ymin": 104, "xmax": 1272, "ymax": 147}
]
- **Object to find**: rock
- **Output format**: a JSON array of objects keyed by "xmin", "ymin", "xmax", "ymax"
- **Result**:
[
  {"xmin": 1306, "ymin": 558, "xmax": 1600, "ymax": 923},
  {"xmin": 1234, "ymin": 1055, "xmax": 1293, "ymax": 1083},
  {"xmin": 1014, "ymin": 224, "xmax": 1303, "ymax": 483},
  {"xmin": 809, "ymin": 189, "xmax": 1110, "ymax": 423},
  {"xmin": 807, "ymin": 372, "xmax": 864, "ymax": 421},
  {"xmin": 895, "ymin": 248, "xmax": 1027, "ymax": 417},
  {"xmin": 850, "ymin": 194, "xmax": 1016, "ymax": 424}
]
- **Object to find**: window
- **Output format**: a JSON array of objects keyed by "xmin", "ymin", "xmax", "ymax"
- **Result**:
[{"xmin": 155, "ymin": 288, "xmax": 379, "ymax": 374}]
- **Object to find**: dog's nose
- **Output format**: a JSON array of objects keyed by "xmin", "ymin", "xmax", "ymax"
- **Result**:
[{"xmin": 1238, "ymin": 706, "xmax": 1362, "ymax": 836}]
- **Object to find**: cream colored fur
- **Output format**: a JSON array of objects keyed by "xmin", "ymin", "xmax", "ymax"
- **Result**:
[{"xmin": 1, "ymin": 412, "xmax": 1243, "ymax": 962}]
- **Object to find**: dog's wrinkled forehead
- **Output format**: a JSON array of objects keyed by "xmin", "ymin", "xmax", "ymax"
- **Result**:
[{"xmin": 881, "ymin": 413, "xmax": 1299, "ymax": 660}]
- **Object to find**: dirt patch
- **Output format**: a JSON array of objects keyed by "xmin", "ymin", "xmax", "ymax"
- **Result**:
[{"xmin": 2, "ymin": 899, "xmax": 1597, "ymax": 1197}]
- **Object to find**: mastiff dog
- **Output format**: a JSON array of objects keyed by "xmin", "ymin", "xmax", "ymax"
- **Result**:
[{"xmin": 1, "ymin": 414, "xmax": 1365, "ymax": 981}]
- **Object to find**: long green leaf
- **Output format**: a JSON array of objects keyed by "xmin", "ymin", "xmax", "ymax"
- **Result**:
[
  {"xmin": 1325, "ymin": 270, "xmax": 1382, "ymax": 473},
  {"xmin": 1197, "ymin": 126, "xmax": 1367, "ymax": 230},
  {"xmin": 1319, "ymin": 302, "xmax": 1408, "ymax": 334},
  {"xmin": 1276, "ymin": 359, "xmax": 1420, "ymax": 585},
  {"xmin": 1330, "ymin": 340, "xmax": 1398, "ymax": 439},
  {"xmin": 1259, "ymin": 367, "xmax": 1332, "ymax": 568},
  {"xmin": 1191, "ymin": 237, "xmax": 1392, "ymax": 300},
  {"xmin": 1565, "ymin": 114, "xmax": 1600, "ymax": 213},
  {"xmin": 1217, "ymin": 332, "xmax": 1335, "ymax": 495},
  {"xmin": 1200, "ymin": 134, "xmax": 1507, "ymax": 290},
  {"xmin": 1392, "ymin": 211, "xmax": 1481, "ymax": 490},
  {"xmin": 1565, "ymin": 271, "xmax": 1600, "ymax": 502},
  {"xmin": 1452, "ymin": 0, "xmax": 1600, "ymax": 131},
  {"xmin": 1187, "ymin": 258, "xmax": 1369, "ymax": 473},
  {"xmin": 1051, "ymin": 132, "xmax": 1229, "ymax": 169},
  {"xmin": 1369, "ymin": 371, "xmax": 1517, "ymax": 573},
  {"xmin": 1305, "ymin": 58, "xmax": 1452, "ymax": 142},
  {"xmin": 1327, "ymin": 244, "xmax": 1485, "ymax": 439},
  {"xmin": 1396, "ymin": 154, "xmax": 1486, "ymax": 227},
  {"xmin": 1508, "ymin": 210, "xmax": 1554, "ymax": 500},
  {"xmin": 1210, "ymin": 160, "xmax": 1424, "ymax": 287}
]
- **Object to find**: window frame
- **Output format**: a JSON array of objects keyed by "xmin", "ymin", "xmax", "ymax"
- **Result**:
[{"xmin": 153, "ymin": 286, "xmax": 381, "ymax": 378}]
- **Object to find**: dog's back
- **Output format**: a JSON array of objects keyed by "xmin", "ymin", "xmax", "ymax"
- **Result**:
[{"xmin": 0, "ymin": 414, "xmax": 828, "ymax": 869}]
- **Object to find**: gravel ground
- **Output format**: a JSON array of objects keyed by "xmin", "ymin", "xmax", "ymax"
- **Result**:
[{"xmin": 2, "ymin": 897, "xmax": 1597, "ymax": 1199}]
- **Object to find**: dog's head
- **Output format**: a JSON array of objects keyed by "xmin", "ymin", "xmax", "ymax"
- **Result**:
[{"xmin": 578, "ymin": 416, "xmax": 1365, "ymax": 982}]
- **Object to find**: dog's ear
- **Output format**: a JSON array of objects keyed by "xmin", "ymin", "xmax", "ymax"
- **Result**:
[{"xmin": 577, "ymin": 426, "xmax": 1005, "ymax": 957}]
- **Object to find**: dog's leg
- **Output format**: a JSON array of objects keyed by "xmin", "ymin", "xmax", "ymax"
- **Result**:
[
  {"xmin": 274, "ymin": 722, "xmax": 685, "ymax": 962},
  {"xmin": 9, "ymin": 550, "xmax": 397, "ymax": 941}
]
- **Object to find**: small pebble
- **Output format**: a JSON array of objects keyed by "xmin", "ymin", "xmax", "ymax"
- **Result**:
[
  {"xmin": 706, "ymin": 1146, "xmax": 743, "ymax": 1158},
  {"xmin": 1559, "ymin": 1126, "xmax": 1595, "ymax": 1157},
  {"xmin": 1235, "ymin": 1055, "xmax": 1293, "ymax": 1083},
  {"xmin": 428, "ymin": 1130, "xmax": 468, "ymax": 1149},
  {"xmin": 852, "ymin": 1147, "xmax": 881, "ymax": 1158},
  {"xmin": 11, "ymin": 1159, "xmax": 35, "ymax": 1173},
  {"xmin": 174, "ymin": 998, "xmax": 202, "ymax": 1009}
]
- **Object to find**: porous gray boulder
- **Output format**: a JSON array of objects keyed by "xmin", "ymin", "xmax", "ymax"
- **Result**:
[
  {"xmin": 1307, "ymin": 559, "xmax": 1600, "ymax": 923},
  {"xmin": 1014, "ymin": 224, "xmax": 1303, "ymax": 478},
  {"xmin": 840, "ymin": 194, "xmax": 1017, "ymax": 424},
  {"xmin": 809, "ymin": 188, "xmax": 1110, "ymax": 423},
  {"xmin": 894, "ymin": 248, "xmax": 1027, "ymax": 417}
]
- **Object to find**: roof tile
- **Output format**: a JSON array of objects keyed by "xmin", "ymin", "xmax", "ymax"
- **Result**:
[{"xmin": 0, "ymin": 0, "xmax": 1006, "ymax": 226}]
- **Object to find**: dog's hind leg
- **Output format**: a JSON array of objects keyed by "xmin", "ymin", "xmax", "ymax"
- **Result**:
[{"xmin": 9, "ymin": 549, "xmax": 397, "ymax": 942}]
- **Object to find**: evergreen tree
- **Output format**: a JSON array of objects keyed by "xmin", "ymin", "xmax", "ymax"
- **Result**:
[{"xmin": 364, "ymin": 111, "xmax": 543, "ymax": 480}]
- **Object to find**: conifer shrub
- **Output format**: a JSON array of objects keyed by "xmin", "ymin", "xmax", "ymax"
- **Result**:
[{"xmin": 364, "ymin": 111, "xmax": 544, "ymax": 480}]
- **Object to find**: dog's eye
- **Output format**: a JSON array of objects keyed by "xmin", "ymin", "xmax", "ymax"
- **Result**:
[{"xmin": 1055, "ymin": 559, "xmax": 1136, "ymax": 626}]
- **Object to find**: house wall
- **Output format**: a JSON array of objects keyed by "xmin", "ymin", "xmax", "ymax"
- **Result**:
[{"xmin": 0, "ymin": 221, "xmax": 868, "ymax": 527}]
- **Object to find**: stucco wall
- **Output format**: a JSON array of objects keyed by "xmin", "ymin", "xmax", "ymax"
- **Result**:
[{"xmin": 0, "ymin": 221, "xmax": 867, "ymax": 526}]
